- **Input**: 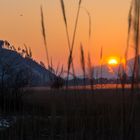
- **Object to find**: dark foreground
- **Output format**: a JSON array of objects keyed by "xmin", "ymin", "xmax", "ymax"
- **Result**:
[{"xmin": 0, "ymin": 88, "xmax": 140, "ymax": 140}]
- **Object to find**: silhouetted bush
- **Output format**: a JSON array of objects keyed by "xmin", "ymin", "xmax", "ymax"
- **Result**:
[{"xmin": 51, "ymin": 76, "xmax": 64, "ymax": 89}]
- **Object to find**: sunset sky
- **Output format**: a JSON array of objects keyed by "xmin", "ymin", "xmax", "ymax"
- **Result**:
[{"xmin": 0, "ymin": 0, "xmax": 134, "ymax": 73}]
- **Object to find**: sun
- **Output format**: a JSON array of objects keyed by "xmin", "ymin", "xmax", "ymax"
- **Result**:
[{"xmin": 108, "ymin": 58, "xmax": 118, "ymax": 66}]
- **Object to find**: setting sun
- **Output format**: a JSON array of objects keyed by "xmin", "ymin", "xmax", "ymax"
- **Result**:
[{"xmin": 108, "ymin": 58, "xmax": 118, "ymax": 65}]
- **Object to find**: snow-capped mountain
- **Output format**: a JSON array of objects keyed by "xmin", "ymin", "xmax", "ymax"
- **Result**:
[{"xmin": 0, "ymin": 40, "xmax": 56, "ymax": 87}]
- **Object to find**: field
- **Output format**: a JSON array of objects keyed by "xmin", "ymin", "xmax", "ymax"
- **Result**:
[{"xmin": 0, "ymin": 88, "xmax": 140, "ymax": 140}]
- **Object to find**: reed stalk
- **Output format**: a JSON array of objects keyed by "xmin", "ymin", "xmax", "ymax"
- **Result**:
[
  {"xmin": 60, "ymin": 0, "xmax": 76, "ymax": 86},
  {"xmin": 80, "ymin": 44, "xmax": 86, "ymax": 86},
  {"xmin": 126, "ymin": 1, "xmax": 139, "ymax": 139},
  {"xmin": 131, "ymin": 0, "xmax": 140, "ymax": 90},
  {"xmin": 67, "ymin": 0, "xmax": 82, "ymax": 87},
  {"xmin": 88, "ymin": 52, "xmax": 94, "ymax": 91},
  {"xmin": 100, "ymin": 46, "xmax": 103, "ymax": 88},
  {"xmin": 129, "ymin": 1, "xmax": 139, "ymax": 138},
  {"xmin": 40, "ymin": 5, "xmax": 50, "ymax": 68},
  {"xmin": 125, "ymin": 0, "xmax": 133, "ymax": 64},
  {"xmin": 81, "ymin": 7, "xmax": 91, "ymax": 39}
]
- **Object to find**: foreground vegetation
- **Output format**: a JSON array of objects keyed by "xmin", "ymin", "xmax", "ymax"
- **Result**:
[{"xmin": 0, "ymin": 88, "xmax": 139, "ymax": 140}]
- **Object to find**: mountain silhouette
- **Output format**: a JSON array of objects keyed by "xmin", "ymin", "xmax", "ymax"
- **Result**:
[{"xmin": 0, "ymin": 40, "xmax": 56, "ymax": 87}]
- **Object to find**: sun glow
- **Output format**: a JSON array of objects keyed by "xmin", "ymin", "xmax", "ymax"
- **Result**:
[{"xmin": 108, "ymin": 58, "xmax": 118, "ymax": 65}]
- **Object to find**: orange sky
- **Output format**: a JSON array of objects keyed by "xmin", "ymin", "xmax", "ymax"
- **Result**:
[{"xmin": 0, "ymin": 0, "xmax": 134, "ymax": 73}]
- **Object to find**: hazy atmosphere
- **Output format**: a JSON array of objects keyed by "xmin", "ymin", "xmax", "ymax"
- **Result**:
[{"xmin": 0, "ymin": 0, "xmax": 132, "ymax": 73}]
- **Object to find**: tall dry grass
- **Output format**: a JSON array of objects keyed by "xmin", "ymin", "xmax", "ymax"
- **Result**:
[
  {"xmin": 100, "ymin": 46, "xmax": 103, "ymax": 88},
  {"xmin": 40, "ymin": 5, "xmax": 50, "ymax": 68},
  {"xmin": 125, "ymin": 1, "xmax": 140, "ymax": 139},
  {"xmin": 60, "ymin": 0, "xmax": 76, "ymax": 85},
  {"xmin": 1, "ymin": 1, "xmax": 140, "ymax": 140},
  {"xmin": 80, "ymin": 43, "xmax": 86, "ymax": 86},
  {"xmin": 88, "ymin": 52, "xmax": 94, "ymax": 90},
  {"xmin": 125, "ymin": 0, "xmax": 133, "ymax": 62},
  {"xmin": 130, "ymin": 0, "xmax": 140, "ymax": 90},
  {"xmin": 60, "ymin": 0, "xmax": 83, "ymax": 87},
  {"xmin": 81, "ymin": 7, "xmax": 92, "ymax": 39},
  {"xmin": 60, "ymin": 0, "xmax": 93, "ymax": 88},
  {"xmin": 67, "ymin": 0, "xmax": 82, "ymax": 86}
]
